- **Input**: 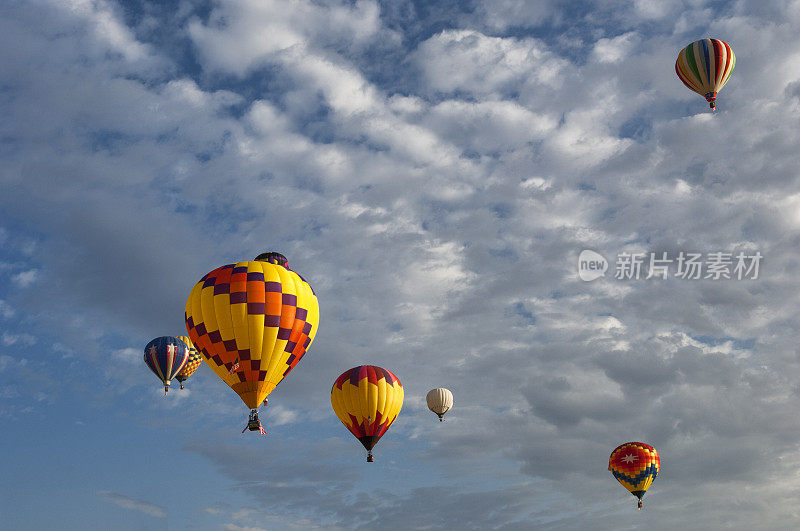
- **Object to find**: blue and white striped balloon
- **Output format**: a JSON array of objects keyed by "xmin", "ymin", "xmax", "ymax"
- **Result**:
[{"xmin": 144, "ymin": 336, "xmax": 189, "ymax": 394}]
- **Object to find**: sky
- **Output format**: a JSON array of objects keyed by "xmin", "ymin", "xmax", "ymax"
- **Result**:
[{"xmin": 2, "ymin": 0, "xmax": 800, "ymax": 529}]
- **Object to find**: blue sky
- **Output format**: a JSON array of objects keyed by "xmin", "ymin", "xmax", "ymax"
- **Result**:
[{"xmin": 3, "ymin": 0, "xmax": 800, "ymax": 529}]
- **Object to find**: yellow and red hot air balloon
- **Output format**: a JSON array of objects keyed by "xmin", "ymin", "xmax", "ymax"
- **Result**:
[
  {"xmin": 675, "ymin": 38, "xmax": 735, "ymax": 110},
  {"xmin": 331, "ymin": 365, "xmax": 403, "ymax": 462},
  {"xmin": 608, "ymin": 442, "xmax": 660, "ymax": 509},
  {"xmin": 175, "ymin": 335, "xmax": 203, "ymax": 389},
  {"xmin": 185, "ymin": 252, "xmax": 319, "ymax": 434}
]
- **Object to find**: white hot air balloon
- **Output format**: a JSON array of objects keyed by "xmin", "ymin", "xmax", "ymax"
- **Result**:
[{"xmin": 426, "ymin": 388, "xmax": 453, "ymax": 421}]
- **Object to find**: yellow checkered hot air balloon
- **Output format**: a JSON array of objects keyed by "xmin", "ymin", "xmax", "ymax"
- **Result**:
[
  {"xmin": 331, "ymin": 365, "xmax": 403, "ymax": 462},
  {"xmin": 608, "ymin": 442, "xmax": 660, "ymax": 509},
  {"xmin": 175, "ymin": 335, "xmax": 203, "ymax": 389},
  {"xmin": 185, "ymin": 252, "xmax": 319, "ymax": 434}
]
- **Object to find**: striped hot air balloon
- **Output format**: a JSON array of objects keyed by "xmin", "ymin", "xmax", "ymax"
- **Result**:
[
  {"xmin": 675, "ymin": 38, "xmax": 735, "ymax": 110},
  {"xmin": 143, "ymin": 336, "xmax": 189, "ymax": 394},
  {"xmin": 608, "ymin": 442, "xmax": 660, "ymax": 509},
  {"xmin": 331, "ymin": 365, "xmax": 404, "ymax": 462}
]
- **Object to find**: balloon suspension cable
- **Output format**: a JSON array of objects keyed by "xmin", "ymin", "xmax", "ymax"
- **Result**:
[{"xmin": 367, "ymin": 451, "xmax": 374, "ymax": 463}]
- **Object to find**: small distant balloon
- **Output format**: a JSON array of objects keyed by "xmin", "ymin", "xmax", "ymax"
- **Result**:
[
  {"xmin": 676, "ymin": 38, "xmax": 735, "ymax": 110},
  {"xmin": 426, "ymin": 388, "xmax": 453, "ymax": 421},
  {"xmin": 331, "ymin": 365, "xmax": 403, "ymax": 462},
  {"xmin": 175, "ymin": 335, "xmax": 203, "ymax": 389},
  {"xmin": 608, "ymin": 442, "xmax": 660, "ymax": 510},
  {"xmin": 143, "ymin": 336, "xmax": 189, "ymax": 394}
]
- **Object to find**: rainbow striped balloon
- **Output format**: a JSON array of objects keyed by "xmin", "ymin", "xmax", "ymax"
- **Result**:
[{"xmin": 675, "ymin": 38, "xmax": 735, "ymax": 110}]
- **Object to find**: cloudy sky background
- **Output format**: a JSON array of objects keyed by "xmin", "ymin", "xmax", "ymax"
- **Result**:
[{"xmin": 3, "ymin": 0, "xmax": 800, "ymax": 529}]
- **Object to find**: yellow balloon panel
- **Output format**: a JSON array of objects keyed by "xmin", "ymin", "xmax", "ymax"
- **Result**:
[{"xmin": 185, "ymin": 259, "xmax": 319, "ymax": 409}]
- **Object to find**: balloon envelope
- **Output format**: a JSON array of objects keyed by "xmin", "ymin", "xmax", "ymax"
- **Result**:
[
  {"xmin": 331, "ymin": 365, "xmax": 403, "ymax": 458},
  {"xmin": 185, "ymin": 254, "xmax": 319, "ymax": 409},
  {"xmin": 675, "ymin": 38, "xmax": 735, "ymax": 108},
  {"xmin": 426, "ymin": 388, "xmax": 453, "ymax": 419},
  {"xmin": 144, "ymin": 336, "xmax": 189, "ymax": 392},
  {"xmin": 175, "ymin": 335, "xmax": 203, "ymax": 386},
  {"xmin": 608, "ymin": 442, "xmax": 660, "ymax": 500}
]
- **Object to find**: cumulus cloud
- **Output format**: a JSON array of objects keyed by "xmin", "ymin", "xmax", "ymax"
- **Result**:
[
  {"xmin": 188, "ymin": 0, "xmax": 388, "ymax": 76},
  {"xmin": 11, "ymin": 269, "xmax": 38, "ymax": 288},
  {"xmin": 3, "ymin": 0, "xmax": 800, "ymax": 529},
  {"xmin": 412, "ymin": 30, "xmax": 567, "ymax": 97},
  {"xmin": 591, "ymin": 32, "xmax": 640, "ymax": 63}
]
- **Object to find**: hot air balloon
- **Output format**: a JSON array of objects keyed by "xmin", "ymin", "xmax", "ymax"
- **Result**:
[
  {"xmin": 185, "ymin": 252, "xmax": 319, "ymax": 434},
  {"xmin": 675, "ymin": 38, "xmax": 735, "ymax": 110},
  {"xmin": 331, "ymin": 365, "xmax": 403, "ymax": 462},
  {"xmin": 426, "ymin": 388, "xmax": 453, "ymax": 421},
  {"xmin": 144, "ymin": 336, "xmax": 190, "ymax": 394},
  {"xmin": 175, "ymin": 335, "xmax": 203, "ymax": 389},
  {"xmin": 608, "ymin": 442, "xmax": 660, "ymax": 510}
]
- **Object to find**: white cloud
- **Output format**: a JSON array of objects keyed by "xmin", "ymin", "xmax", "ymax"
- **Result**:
[
  {"xmin": 5, "ymin": 0, "xmax": 800, "ymax": 529},
  {"xmin": 424, "ymin": 100, "xmax": 558, "ymax": 153},
  {"xmin": 188, "ymin": 0, "xmax": 386, "ymax": 77},
  {"xmin": 66, "ymin": 0, "xmax": 152, "ymax": 62},
  {"xmin": 591, "ymin": 32, "xmax": 640, "ymax": 63},
  {"xmin": 112, "ymin": 347, "xmax": 140, "ymax": 364},
  {"xmin": 263, "ymin": 404, "xmax": 298, "ymax": 426},
  {"xmin": 97, "ymin": 490, "xmax": 167, "ymax": 518},
  {"xmin": 11, "ymin": 269, "xmax": 38, "ymax": 288},
  {"xmin": 2, "ymin": 333, "xmax": 37, "ymax": 347},
  {"xmin": 0, "ymin": 300, "xmax": 15, "ymax": 319},
  {"xmin": 413, "ymin": 30, "xmax": 567, "ymax": 97}
]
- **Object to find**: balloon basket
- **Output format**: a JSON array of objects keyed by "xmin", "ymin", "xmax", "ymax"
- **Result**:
[
  {"xmin": 367, "ymin": 452, "xmax": 374, "ymax": 463},
  {"xmin": 243, "ymin": 409, "xmax": 266, "ymax": 435}
]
